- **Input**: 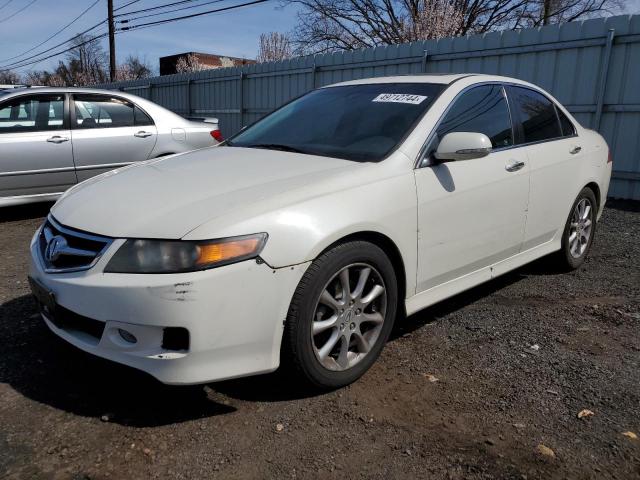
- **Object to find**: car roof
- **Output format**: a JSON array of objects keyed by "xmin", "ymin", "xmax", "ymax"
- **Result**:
[
  {"xmin": 0, "ymin": 86, "xmax": 136, "ymax": 101},
  {"xmin": 327, "ymin": 73, "xmax": 538, "ymax": 88}
]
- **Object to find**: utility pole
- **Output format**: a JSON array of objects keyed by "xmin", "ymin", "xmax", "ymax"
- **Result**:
[{"xmin": 108, "ymin": 0, "xmax": 116, "ymax": 81}]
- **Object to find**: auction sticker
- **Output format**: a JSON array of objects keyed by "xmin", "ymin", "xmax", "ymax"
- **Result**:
[{"xmin": 372, "ymin": 93, "xmax": 428, "ymax": 105}]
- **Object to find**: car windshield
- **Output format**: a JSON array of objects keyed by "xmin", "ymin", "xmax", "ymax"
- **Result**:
[{"xmin": 228, "ymin": 83, "xmax": 445, "ymax": 162}]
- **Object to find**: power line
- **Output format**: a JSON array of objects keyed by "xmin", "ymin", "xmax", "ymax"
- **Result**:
[
  {"xmin": 117, "ymin": 0, "xmax": 226, "ymax": 23},
  {"xmin": 0, "ymin": 0, "xmax": 14, "ymax": 13},
  {"xmin": 0, "ymin": 0, "xmax": 102, "ymax": 62},
  {"xmin": 0, "ymin": 0, "xmax": 38, "ymax": 23},
  {"xmin": 1, "ymin": 0, "xmax": 269, "ymax": 72},
  {"xmin": 115, "ymin": 0, "xmax": 201, "ymax": 17},
  {"xmin": 0, "ymin": 19, "xmax": 107, "ymax": 70},
  {"xmin": 0, "ymin": 31, "xmax": 109, "ymax": 72},
  {"xmin": 0, "ymin": 0, "xmax": 139, "ymax": 68},
  {"xmin": 120, "ymin": 0, "xmax": 269, "ymax": 31},
  {"xmin": 114, "ymin": 0, "xmax": 143, "ymax": 11}
]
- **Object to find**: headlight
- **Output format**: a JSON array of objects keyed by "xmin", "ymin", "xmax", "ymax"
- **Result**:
[{"xmin": 104, "ymin": 233, "xmax": 267, "ymax": 273}]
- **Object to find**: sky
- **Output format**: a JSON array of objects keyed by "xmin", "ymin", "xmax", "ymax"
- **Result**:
[
  {"xmin": 0, "ymin": 0, "xmax": 301, "ymax": 76},
  {"xmin": 1, "ymin": 0, "xmax": 639, "ymax": 77}
]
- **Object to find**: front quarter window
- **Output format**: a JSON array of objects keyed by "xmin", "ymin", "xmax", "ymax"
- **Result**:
[{"xmin": 228, "ymin": 83, "xmax": 444, "ymax": 162}]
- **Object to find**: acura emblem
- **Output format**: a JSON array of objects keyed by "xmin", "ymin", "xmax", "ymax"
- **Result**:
[{"xmin": 45, "ymin": 235, "xmax": 68, "ymax": 262}]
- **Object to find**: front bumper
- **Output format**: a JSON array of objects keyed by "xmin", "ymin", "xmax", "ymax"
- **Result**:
[{"xmin": 29, "ymin": 233, "xmax": 309, "ymax": 385}]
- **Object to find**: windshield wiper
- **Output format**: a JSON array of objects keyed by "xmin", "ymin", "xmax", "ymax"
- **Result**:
[{"xmin": 244, "ymin": 143, "xmax": 310, "ymax": 154}]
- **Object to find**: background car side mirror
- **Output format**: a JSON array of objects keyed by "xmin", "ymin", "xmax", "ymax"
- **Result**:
[{"xmin": 433, "ymin": 132, "xmax": 492, "ymax": 162}]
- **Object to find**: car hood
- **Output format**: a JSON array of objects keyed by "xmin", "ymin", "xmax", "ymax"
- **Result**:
[{"xmin": 52, "ymin": 146, "xmax": 363, "ymax": 239}]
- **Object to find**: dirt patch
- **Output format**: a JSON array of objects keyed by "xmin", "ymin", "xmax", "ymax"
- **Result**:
[{"xmin": 1, "ymin": 200, "xmax": 639, "ymax": 479}]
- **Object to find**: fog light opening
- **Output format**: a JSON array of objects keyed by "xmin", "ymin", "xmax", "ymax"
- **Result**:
[{"xmin": 118, "ymin": 328, "xmax": 137, "ymax": 344}]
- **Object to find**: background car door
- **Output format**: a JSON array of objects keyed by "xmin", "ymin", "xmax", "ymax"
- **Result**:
[
  {"xmin": 506, "ymin": 86, "xmax": 584, "ymax": 250},
  {"xmin": 414, "ymin": 84, "xmax": 530, "ymax": 293},
  {"xmin": 0, "ymin": 93, "xmax": 76, "ymax": 199},
  {"xmin": 70, "ymin": 94, "xmax": 157, "ymax": 182}
]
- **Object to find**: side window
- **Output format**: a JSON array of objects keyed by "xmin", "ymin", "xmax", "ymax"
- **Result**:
[
  {"xmin": 134, "ymin": 106, "xmax": 153, "ymax": 126},
  {"xmin": 436, "ymin": 85, "xmax": 513, "ymax": 149},
  {"xmin": 510, "ymin": 87, "xmax": 562, "ymax": 143},
  {"xmin": 73, "ymin": 95, "xmax": 134, "ymax": 129},
  {"xmin": 0, "ymin": 95, "xmax": 65, "ymax": 133},
  {"xmin": 556, "ymin": 106, "xmax": 576, "ymax": 137}
]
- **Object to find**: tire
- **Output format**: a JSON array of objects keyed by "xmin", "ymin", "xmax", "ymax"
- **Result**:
[
  {"xmin": 558, "ymin": 187, "xmax": 598, "ymax": 270},
  {"xmin": 283, "ymin": 241, "xmax": 398, "ymax": 389}
]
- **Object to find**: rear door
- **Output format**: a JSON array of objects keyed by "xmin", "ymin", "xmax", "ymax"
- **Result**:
[
  {"xmin": 414, "ymin": 84, "xmax": 530, "ymax": 293},
  {"xmin": 506, "ymin": 86, "xmax": 583, "ymax": 250},
  {"xmin": 70, "ymin": 94, "xmax": 157, "ymax": 182},
  {"xmin": 0, "ymin": 93, "xmax": 76, "ymax": 199}
]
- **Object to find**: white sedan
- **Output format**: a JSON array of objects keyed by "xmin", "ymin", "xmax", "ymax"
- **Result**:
[{"xmin": 28, "ymin": 74, "xmax": 612, "ymax": 388}]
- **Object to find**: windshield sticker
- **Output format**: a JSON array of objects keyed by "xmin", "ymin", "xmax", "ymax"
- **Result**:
[{"xmin": 372, "ymin": 93, "xmax": 428, "ymax": 105}]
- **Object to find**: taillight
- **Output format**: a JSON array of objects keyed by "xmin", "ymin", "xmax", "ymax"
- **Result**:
[
  {"xmin": 210, "ymin": 129, "xmax": 223, "ymax": 142},
  {"xmin": 607, "ymin": 150, "xmax": 613, "ymax": 163}
]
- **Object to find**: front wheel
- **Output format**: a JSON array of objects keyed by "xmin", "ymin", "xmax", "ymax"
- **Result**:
[
  {"xmin": 283, "ymin": 241, "xmax": 398, "ymax": 389},
  {"xmin": 558, "ymin": 187, "xmax": 597, "ymax": 270}
]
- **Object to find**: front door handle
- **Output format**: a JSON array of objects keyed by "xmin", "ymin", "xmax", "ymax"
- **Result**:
[
  {"xmin": 505, "ymin": 160, "xmax": 526, "ymax": 172},
  {"xmin": 134, "ymin": 131, "xmax": 153, "ymax": 138},
  {"xmin": 46, "ymin": 136, "xmax": 69, "ymax": 144},
  {"xmin": 570, "ymin": 146, "xmax": 582, "ymax": 154}
]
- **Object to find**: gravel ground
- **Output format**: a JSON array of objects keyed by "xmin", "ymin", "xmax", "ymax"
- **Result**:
[{"xmin": 0, "ymin": 201, "xmax": 639, "ymax": 480}]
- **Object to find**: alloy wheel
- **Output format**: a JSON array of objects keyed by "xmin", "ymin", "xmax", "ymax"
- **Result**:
[
  {"xmin": 569, "ymin": 198, "xmax": 593, "ymax": 258},
  {"xmin": 310, "ymin": 263, "xmax": 387, "ymax": 371}
]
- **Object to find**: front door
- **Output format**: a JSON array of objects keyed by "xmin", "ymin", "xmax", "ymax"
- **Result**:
[
  {"xmin": 70, "ymin": 94, "xmax": 157, "ymax": 182},
  {"xmin": 414, "ymin": 84, "xmax": 530, "ymax": 293},
  {"xmin": 0, "ymin": 93, "xmax": 76, "ymax": 199}
]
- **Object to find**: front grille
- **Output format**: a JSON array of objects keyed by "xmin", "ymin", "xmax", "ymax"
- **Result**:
[{"xmin": 38, "ymin": 216, "xmax": 113, "ymax": 273}]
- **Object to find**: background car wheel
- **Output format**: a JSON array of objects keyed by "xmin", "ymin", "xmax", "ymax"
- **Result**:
[
  {"xmin": 283, "ymin": 241, "xmax": 398, "ymax": 389},
  {"xmin": 558, "ymin": 187, "xmax": 598, "ymax": 270}
]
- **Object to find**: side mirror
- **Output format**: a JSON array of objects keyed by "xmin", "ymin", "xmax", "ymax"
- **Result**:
[{"xmin": 434, "ymin": 132, "xmax": 492, "ymax": 162}]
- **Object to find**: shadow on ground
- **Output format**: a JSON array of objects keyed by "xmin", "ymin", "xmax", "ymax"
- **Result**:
[
  {"xmin": 0, "ymin": 202, "xmax": 54, "ymax": 223},
  {"xmin": 0, "ymin": 253, "xmax": 561, "ymax": 427}
]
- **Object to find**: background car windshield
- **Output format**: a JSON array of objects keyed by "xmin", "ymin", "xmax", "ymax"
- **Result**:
[{"xmin": 229, "ymin": 83, "xmax": 444, "ymax": 162}]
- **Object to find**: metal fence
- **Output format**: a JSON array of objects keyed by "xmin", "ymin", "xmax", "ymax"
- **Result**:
[{"xmin": 97, "ymin": 14, "xmax": 640, "ymax": 200}]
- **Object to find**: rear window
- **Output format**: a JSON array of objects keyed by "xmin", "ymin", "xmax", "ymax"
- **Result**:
[
  {"xmin": 510, "ymin": 86, "xmax": 562, "ymax": 144},
  {"xmin": 228, "ymin": 83, "xmax": 445, "ymax": 162},
  {"xmin": 73, "ymin": 95, "xmax": 135, "ymax": 129}
]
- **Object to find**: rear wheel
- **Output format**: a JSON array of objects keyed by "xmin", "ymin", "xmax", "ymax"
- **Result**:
[
  {"xmin": 558, "ymin": 187, "xmax": 597, "ymax": 270},
  {"xmin": 283, "ymin": 241, "xmax": 397, "ymax": 389}
]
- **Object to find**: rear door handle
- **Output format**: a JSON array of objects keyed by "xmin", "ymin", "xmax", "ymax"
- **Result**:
[
  {"xmin": 134, "ymin": 131, "xmax": 153, "ymax": 138},
  {"xmin": 505, "ymin": 160, "xmax": 526, "ymax": 172},
  {"xmin": 46, "ymin": 136, "xmax": 69, "ymax": 144},
  {"xmin": 570, "ymin": 146, "xmax": 582, "ymax": 154}
]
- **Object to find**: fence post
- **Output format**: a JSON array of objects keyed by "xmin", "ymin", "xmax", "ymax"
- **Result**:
[
  {"xmin": 148, "ymin": 82, "xmax": 153, "ymax": 102},
  {"xmin": 594, "ymin": 28, "xmax": 615, "ymax": 131},
  {"xmin": 422, "ymin": 49, "xmax": 429, "ymax": 73},
  {"xmin": 186, "ymin": 79, "xmax": 192, "ymax": 116},
  {"xmin": 239, "ymin": 71, "xmax": 245, "ymax": 128},
  {"xmin": 312, "ymin": 61, "xmax": 317, "ymax": 88}
]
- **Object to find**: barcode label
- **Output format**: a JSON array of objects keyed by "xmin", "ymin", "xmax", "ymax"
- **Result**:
[{"xmin": 372, "ymin": 93, "xmax": 428, "ymax": 105}]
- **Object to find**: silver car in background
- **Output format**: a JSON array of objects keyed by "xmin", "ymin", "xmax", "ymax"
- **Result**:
[{"xmin": 0, "ymin": 87, "xmax": 221, "ymax": 207}]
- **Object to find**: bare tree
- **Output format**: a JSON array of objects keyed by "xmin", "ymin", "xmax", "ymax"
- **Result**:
[
  {"xmin": 519, "ymin": 0, "xmax": 620, "ymax": 27},
  {"xmin": 175, "ymin": 53, "xmax": 208, "ymax": 73},
  {"xmin": 290, "ymin": 0, "xmax": 468, "ymax": 54},
  {"xmin": 257, "ymin": 32, "xmax": 294, "ymax": 62},
  {"xmin": 23, "ymin": 69, "xmax": 66, "ymax": 87},
  {"xmin": 0, "ymin": 70, "xmax": 21, "ymax": 84},
  {"xmin": 288, "ymin": 0, "xmax": 620, "ymax": 53},
  {"xmin": 61, "ymin": 34, "xmax": 108, "ymax": 85},
  {"xmin": 116, "ymin": 55, "xmax": 154, "ymax": 81}
]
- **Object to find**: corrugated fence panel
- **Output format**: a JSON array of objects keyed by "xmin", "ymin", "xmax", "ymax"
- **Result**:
[{"xmin": 95, "ymin": 14, "xmax": 640, "ymax": 199}]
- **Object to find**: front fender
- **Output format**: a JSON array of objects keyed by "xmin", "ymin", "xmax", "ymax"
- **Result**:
[{"xmin": 184, "ymin": 172, "xmax": 418, "ymax": 295}]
